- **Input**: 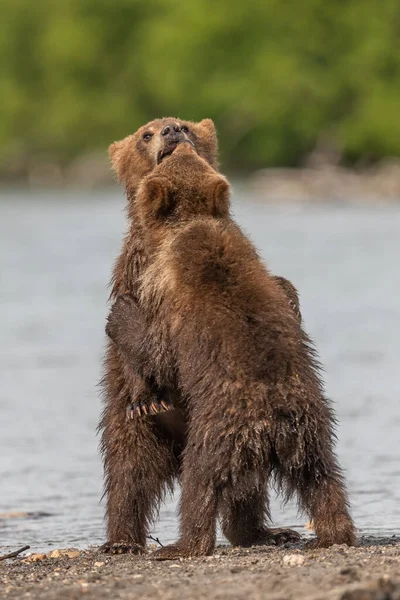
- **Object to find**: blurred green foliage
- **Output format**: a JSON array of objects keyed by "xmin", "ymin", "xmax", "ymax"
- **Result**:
[{"xmin": 1, "ymin": 0, "xmax": 400, "ymax": 173}]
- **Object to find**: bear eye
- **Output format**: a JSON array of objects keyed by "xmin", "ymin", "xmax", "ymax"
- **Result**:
[
  {"xmin": 181, "ymin": 125, "xmax": 189, "ymax": 133},
  {"xmin": 142, "ymin": 132, "xmax": 153, "ymax": 141}
]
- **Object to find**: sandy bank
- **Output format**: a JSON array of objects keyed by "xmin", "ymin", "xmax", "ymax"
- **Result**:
[{"xmin": 1, "ymin": 537, "xmax": 400, "ymax": 599}]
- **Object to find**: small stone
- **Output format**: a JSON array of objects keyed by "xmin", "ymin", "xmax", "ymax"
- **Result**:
[
  {"xmin": 24, "ymin": 553, "xmax": 47, "ymax": 562},
  {"xmin": 94, "ymin": 561, "xmax": 105, "ymax": 568},
  {"xmin": 48, "ymin": 548, "xmax": 80, "ymax": 559},
  {"xmin": 283, "ymin": 554, "xmax": 305, "ymax": 567},
  {"xmin": 65, "ymin": 550, "xmax": 80, "ymax": 559},
  {"xmin": 132, "ymin": 574, "xmax": 143, "ymax": 579},
  {"xmin": 169, "ymin": 564, "xmax": 181, "ymax": 568},
  {"xmin": 340, "ymin": 566, "xmax": 359, "ymax": 581},
  {"xmin": 230, "ymin": 566, "xmax": 242, "ymax": 574}
]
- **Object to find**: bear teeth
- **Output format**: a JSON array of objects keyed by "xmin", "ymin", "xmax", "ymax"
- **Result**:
[{"xmin": 157, "ymin": 148, "xmax": 174, "ymax": 164}]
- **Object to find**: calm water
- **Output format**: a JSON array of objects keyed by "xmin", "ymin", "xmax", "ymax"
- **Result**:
[{"xmin": 1, "ymin": 188, "xmax": 399, "ymax": 553}]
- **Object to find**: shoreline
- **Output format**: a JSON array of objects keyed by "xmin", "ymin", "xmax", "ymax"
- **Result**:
[
  {"xmin": 1, "ymin": 537, "xmax": 400, "ymax": 599},
  {"xmin": 2, "ymin": 158, "xmax": 400, "ymax": 203},
  {"xmin": 249, "ymin": 162, "xmax": 400, "ymax": 202}
]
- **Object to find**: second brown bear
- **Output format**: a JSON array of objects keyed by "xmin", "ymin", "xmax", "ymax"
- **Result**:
[{"xmin": 108, "ymin": 142, "xmax": 356, "ymax": 558}]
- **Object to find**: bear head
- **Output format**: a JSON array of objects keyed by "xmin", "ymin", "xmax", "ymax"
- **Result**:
[
  {"xmin": 135, "ymin": 141, "xmax": 230, "ymax": 236},
  {"xmin": 109, "ymin": 117, "xmax": 219, "ymax": 192}
]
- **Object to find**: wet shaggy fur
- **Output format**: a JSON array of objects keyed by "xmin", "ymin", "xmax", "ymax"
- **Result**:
[
  {"xmin": 106, "ymin": 142, "xmax": 356, "ymax": 559},
  {"xmin": 99, "ymin": 118, "xmax": 220, "ymax": 553},
  {"xmin": 99, "ymin": 118, "xmax": 307, "ymax": 555}
]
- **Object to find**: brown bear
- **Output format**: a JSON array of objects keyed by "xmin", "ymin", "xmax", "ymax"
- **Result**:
[
  {"xmin": 99, "ymin": 118, "xmax": 219, "ymax": 554},
  {"xmin": 99, "ymin": 117, "xmax": 303, "ymax": 554},
  {"xmin": 106, "ymin": 141, "xmax": 356, "ymax": 559}
]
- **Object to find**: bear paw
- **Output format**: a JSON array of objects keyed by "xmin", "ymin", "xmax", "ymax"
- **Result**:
[
  {"xmin": 151, "ymin": 543, "xmax": 207, "ymax": 560},
  {"xmin": 126, "ymin": 396, "xmax": 174, "ymax": 418},
  {"xmin": 260, "ymin": 527, "xmax": 301, "ymax": 546},
  {"xmin": 99, "ymin": 541, "xmax": 145, "ymax": 555},
  {"xmin": 174, "ymin": 139, "xmax": 197, "ymax": 155}
]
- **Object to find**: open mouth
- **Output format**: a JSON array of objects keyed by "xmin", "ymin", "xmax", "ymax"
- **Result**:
[
  {"xmin": 157, "ymin": 139, "xmax": 196, "ymax": 164},
  {"xmin": 157, "ymin": 143, "xmax": 178, "ymax": 164}
]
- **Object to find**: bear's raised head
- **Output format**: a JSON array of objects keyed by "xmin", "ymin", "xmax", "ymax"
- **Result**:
[
  {"xmin": 109, "ymin": 118, "xmax": 218, "ymax": 192},
  {"xmin": 136, "ymin": 142, "xmax": 230, "ymax": 237}
]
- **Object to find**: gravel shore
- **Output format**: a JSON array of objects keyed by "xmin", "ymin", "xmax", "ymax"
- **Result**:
[
  {"xmin": 1, "ymin": 537, "xmax": 400, "ymax": 600},
  {"xmin": 249, "ymin": 162, "xmax": 400, "ymax": 202}
]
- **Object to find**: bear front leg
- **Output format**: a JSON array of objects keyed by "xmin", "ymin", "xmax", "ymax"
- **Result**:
[
  {"xmin": 107, "ymin": 294, "xmax": 174, "ymax": 416},
  {"xmin": 106, "ymin": 295, "xmax": 147, "ymax": 365},
  {"xmin": 99, "ymin": 344, "xmax": 177, "ymax": 553},
  {"xmin": 124, "ymin": 375, "xmax": 173, "ymax": 418}
]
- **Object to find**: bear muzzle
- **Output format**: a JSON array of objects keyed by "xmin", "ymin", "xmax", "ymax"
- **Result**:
[{"xmin": 157, "ymin": 137, "xmax": 196, "ymax": 164}]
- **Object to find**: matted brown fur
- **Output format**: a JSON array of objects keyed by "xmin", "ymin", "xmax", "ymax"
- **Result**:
[
  {"xmin": 99, "ymin": 118, "xmax": 304, "ymax": 554},
  {"xmin": 99, "ymin": 118, "xmax": 219, "ymax": 553},
  {"xmin": 106, "ymin": 142, "xmax": 356, "ymax": 559}
]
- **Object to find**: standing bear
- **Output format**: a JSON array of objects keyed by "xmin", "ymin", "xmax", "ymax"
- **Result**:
[
  {"xmin": 106, "ymin": 141, "xmax": 356, "ymax": 559},
  {"xmin": 99, "ymin": 117, "xmax": 305, "ymax": 554},
  {"xmin": 99, "ymin": 118, "xmax": 220, "ymax": 554}
]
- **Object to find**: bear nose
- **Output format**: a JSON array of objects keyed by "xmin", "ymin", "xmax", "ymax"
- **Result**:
[{"xmin": 161, "ymin": 124, "xmax": 182, "ymax": 137}]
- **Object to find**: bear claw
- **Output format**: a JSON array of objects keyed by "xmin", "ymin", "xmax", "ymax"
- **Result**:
[
  {"xmin": 126, "ymin": 398, "xmax": 174, "ymax": 419},
  {"xmin": 99, "ymin": 541, "xmax": 144, "ymax": 555},
  {"xmin": 261, "ymin": 527, "xmax": 301, "ymax": 546}
]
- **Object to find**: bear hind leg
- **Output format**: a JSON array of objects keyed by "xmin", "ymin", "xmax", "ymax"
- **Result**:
[
  {"xmin": 152, "ymin": 470, "xmax": 218, "ymax": 560},
  {"xmin": 219, "ymin": 485, "xmax": 300, "ymax": 547},
  {"xmin": 295, "ymin": 465, "xmax": 356, "ymax": 548},
  {"xmin": 99, "ymin": 367, "xmax": 178, "ymax": 554},
  {"xmin": 274, "ymin": 407, "xmax": 356, "ymax": 548},
  {"xmin": 152, "ymin": 442, "xmax": 222, "ymax": 560}
]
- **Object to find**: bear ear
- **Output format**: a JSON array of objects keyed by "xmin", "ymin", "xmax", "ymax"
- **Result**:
[
  {"xmin": 210, "ymin": 177, "xmax": 230, "ymax": 217},
  {"xmin": 198, "ymin": 118, "xmax": 216, "ymax": 136},
  {"xmin": 143, "ymin": 176, "xmax": 173, "ymax": 219},
  {"xmin": 198, "ymin": 119, "xmax": 218, "ymax": 147},
  {"xmin": 197, "ymin": 119, "xmax": 218, "ymax": 167},
  {"xmin": 108, "ymin": 136, "xmax": 131, "ymax": 181}
]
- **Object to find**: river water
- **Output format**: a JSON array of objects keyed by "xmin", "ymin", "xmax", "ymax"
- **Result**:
[{"xmin": 1, "ymin": 188, "xmax": 399, "ymax": 553}]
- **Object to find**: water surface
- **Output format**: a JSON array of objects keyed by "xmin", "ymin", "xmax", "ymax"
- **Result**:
[{"xmin": 1, "ymin": 189, "xmax": 399, "ymax": 552}]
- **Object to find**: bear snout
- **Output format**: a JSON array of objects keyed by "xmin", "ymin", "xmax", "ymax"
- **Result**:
[{"xmin": 157, "ymin": 138, "xmax": 196, "ymax": 164}]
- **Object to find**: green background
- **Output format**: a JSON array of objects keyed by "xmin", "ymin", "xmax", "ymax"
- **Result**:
[{"xmin": 1, "ymin": 0, "xmax": 400, "ymax": 175}]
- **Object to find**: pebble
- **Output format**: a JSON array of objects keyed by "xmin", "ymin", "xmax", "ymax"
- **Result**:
[
  {"xmin": 94, "ymin": 561, "xmax": 105, "ymax": 568},
  {"xmin": 24, "ymin": 548, "xmax": 81, "ymax": 561},
  {"xmin": 24, "ymin": 553, "xmax": 47, "ymax": 562},
  {"xmin": 230, "ymin": 566, "xmax": 242, "ymax": 574},
  {"xmin": 48, "ymin": 549, "xmax": 80, "ymax": 559},
  {"xmin": 283, "ymin": 554, "xmax": 305, "ymax": 567},
  {"xmin": 64, "ymin": 549, "xmax": 81, "ymax": 559}
]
